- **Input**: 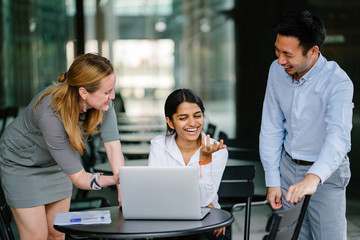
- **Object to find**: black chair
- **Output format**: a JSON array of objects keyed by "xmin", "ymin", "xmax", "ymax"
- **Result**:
[
  {"xmin": 227, "ymin": 147, "xmax": 260, "ymax": 162},
  {"xmin": 0, "ymin": 106, "xmax": 18, "ymax": 135},
  {"xmin": 206, "ymin": 123, "xmax": 217, "ymax": 138},
  {"xmin": 0, "ymin": 184, "xmax": 15, "ymax": 240},
  {"xmin": 74, "ymin": 134, "xmax": 108, "ymax": 199},
  {"xmin": 70, "ymin": 197, "xmax": 110, "ymax": 211},
  {"xmin": 114, "ymin": 92, "xmax": 126, "ymax": 113},
  {"xmin": 263, "ymin": 195, "xmax": 311, "ymax": 240},
  {"xmin": 218, "ymin": 165, "xmax": 255, "ymax": 240},
  {"xmin": 218, "ymin": 131, "xmax": 261, "ymax": 164},
  {"xmin": 218, "ymin": 131, "xmax": 258, "ymax": 152}
]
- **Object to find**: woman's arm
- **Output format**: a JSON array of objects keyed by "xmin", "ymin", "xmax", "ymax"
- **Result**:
[
  {"xmin": 67, "ymin": 168, "xmax": 118, "ymax": 189},
  {"xmin": 198, "ymin": 135, "xmax": 227, "ymax": 207},
  {"xmin": 103, "ymin": 139, "xmax": 125, "ymax": 205},
  {"xmin": 103, "ymin": 139, "xmax": 125, "ymax": 174},
  {"xmin": 66, "ymin": 140, "xmax": 124, "ymax": 203}
]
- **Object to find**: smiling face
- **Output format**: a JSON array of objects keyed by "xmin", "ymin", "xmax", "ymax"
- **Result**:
[
  {"xmin": 166, "ymin": 102, "xmax": 204, "ymax": 144},
  {"xmin": 274, "ymin": 34, "xmax": 319, "ymax": 81},
  {"xmin": 80, "ymin": 72, "xmax": 116, "ymax": 112}
]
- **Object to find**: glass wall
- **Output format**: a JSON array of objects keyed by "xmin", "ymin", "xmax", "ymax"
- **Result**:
[
  {"xmin": 81, "ymin": 0, "xmax": 236, "ymax": 136},
  {"xmin": 1, "ymin": 0, "xmax": 69, "ymax": 107}
]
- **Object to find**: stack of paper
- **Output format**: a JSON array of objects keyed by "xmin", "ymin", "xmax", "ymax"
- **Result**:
[{"xmin": 54, "ymin": 210, "xmax": 111, "ymax": 225}]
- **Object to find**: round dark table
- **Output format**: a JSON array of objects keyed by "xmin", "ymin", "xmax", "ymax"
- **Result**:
[{"xmin": 54, "ymin": 206, "xmax": 234, "ymax": 239}]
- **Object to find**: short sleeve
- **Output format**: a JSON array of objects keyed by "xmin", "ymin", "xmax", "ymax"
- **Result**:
[{"xmin": 100, "ymin": 100, "xmax": 120, "ymax": 143}]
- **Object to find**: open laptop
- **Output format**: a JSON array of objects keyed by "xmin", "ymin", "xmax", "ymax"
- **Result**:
[{"xmin": 119, "ymin": 166, "xmax": 210, "ymax": 220}]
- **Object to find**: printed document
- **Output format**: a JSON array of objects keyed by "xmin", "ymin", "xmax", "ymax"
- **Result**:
[{"xmin": 54, "ymin": 210, "xmax": 111, "ymax": 225}]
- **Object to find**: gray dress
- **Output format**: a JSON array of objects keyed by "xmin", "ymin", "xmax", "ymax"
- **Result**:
[{"xmin": 0, "ymin": 91, "xmax": 119, "ymax": 208}]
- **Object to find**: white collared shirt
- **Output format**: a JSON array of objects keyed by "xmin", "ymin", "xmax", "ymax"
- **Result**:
[{"xmin": 148, "ymin": 133, "xmax": 228, "ymax": 208}]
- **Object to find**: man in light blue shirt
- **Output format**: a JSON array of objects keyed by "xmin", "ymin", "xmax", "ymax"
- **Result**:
[{"xmin": 260, "ymin": 10, "xmax": 353, "ymax": 239}]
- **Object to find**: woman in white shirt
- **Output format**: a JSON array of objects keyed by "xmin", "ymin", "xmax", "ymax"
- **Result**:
[{"xmin": 148, "ymin": 88, "xmax": 229, "ymax": 239}]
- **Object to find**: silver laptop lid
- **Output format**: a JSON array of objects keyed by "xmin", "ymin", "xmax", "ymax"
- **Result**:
[{"xmin": 119, "ymin": 166, "xmax": 206, "ymax": 220}]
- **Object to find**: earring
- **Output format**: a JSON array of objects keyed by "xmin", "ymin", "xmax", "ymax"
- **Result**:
[{"xmin": 83, "ymin": 100, "xmax": 87, "ymax": 113}]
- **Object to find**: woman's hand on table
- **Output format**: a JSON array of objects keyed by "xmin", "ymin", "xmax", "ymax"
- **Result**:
[
  {"xmin": 213, "ymin": 227, "xmax": 226, "ymax": 237},
  {"xmin": 207, "ymin": 203, "xmax": 226, "ymax": 237}
]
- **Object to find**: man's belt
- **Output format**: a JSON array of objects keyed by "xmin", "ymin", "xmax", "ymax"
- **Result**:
[{"xmin": 285, "ymin": 151, "xmax": 314, "ymax": 166}]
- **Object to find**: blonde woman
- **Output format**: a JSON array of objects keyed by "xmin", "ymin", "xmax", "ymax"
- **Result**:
[{"xmin": 0, "ymin": 53, "xmax": 125, "ymax": 239}]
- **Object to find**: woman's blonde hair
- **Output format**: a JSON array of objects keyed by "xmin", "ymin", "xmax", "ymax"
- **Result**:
[{"xmin": 34, "ymin": 53, "xmax": 114, "ymax": 155}]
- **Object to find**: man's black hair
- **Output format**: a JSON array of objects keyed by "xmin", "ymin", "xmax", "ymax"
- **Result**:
[{"xmin": 274, "ymin": 10, "xmax": 326, "ymax": 55}]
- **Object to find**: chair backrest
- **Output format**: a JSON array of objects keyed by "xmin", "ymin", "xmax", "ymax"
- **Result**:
[
  {"xmin": 218, "ymin": 131, "xmax": 228, "ymax": 141},
  {"xmin": 227, "ymin": 148, "xmax": 259, "ymax": 161},
  {"xmin": 206, "ymin": 123, "xmax": 217, "ymax": 138},
  {"xmin": 218, "ymin": 165, "xmax": 255, "ymax": 209},
  {"xmin": 218, "ymin": 131, "xmax": 259, "ymax": 151},
  {"xmin": 218, "ymin": 165, "xmax": 255, "ymax": 240},
  {"xmin": 218, "ymin": 131, "xmax": 259, "ymax": 158},
  {"xmin": 1, "ymin": 106, "xmax": 18, "ymax": 135},
  {"xmin": 264, "ymin": 195, "xmax": 311, "ymax": 240},
  {"xmin": 221, "ymin": 165, "xmax": 255, "ymax": 181},
  {"xmin": 114, "ymin": 92, "xmax": 126, "ymax": 113},
  {"xmin": 70, "ymin": 197, "xmax": 111, "ymax": 211},
  {"xmin": 0, "ymin": 184, "xmax": 15, "ymax": 240}
]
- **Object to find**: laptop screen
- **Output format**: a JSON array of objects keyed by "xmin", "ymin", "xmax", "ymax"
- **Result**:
[{"xmin": 119, "ymin": 166, "xmax": 206, "ymax": 220}]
